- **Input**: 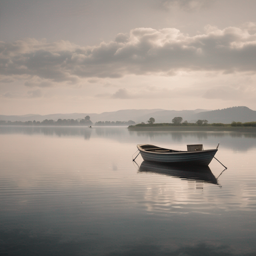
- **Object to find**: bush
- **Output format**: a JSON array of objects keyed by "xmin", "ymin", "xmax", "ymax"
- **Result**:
[
  {"xmin": 148, "ymin": 117, "xmax": 155, "ymax": 124},
  {"xmin": 172, "ymin": 117, "xmax": 183, "ymax": 125},
  {"xmin": 243, "ymin": 122, "xmax": 256, "ymax": 127},
  {"xmin": 212, "ymin": 123, "xmax": 225, "ymax": 126},
  {"xmin": 231, "ymin": 122, "xmax": 242, "ymax": 126},
  {"xmin": 196, "ymin": 119, "xmax": 208, "ymax": 125}
]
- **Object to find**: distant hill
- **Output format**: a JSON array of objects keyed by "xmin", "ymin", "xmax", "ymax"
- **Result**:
[
  {"xmin": 0, "ymin": 113, "xmax": 90, "ymax": 122},
  {"xmin": 195, "ymin": 106, "xmax": 256, "ymax": 123},
  {"xmin": 1, "ymin": 106, "xmax": 256, "ymax": 124},
  {"xmin": 93, "ymin": 109, "xmax": 163, "ymax": 122},
  {"xmin": 0, "ymin": 109, "xmax": 163, "ymax": 123},
  {"xmin": 137, "ymin": 109, "xmax": 206, "ymax": 123}
]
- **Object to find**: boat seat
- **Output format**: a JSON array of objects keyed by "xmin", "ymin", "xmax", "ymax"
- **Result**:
[{"xmin": 187, "ymin": 144, "xmax": 203, "ymax": 152}]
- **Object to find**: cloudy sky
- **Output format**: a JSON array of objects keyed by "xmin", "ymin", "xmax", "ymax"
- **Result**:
[{"xmin": 1, "ymin": 0, "xmax": 256, "ymax": 115}]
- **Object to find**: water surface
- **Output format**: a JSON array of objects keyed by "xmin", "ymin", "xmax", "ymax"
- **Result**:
[{"xmin": 0, "ymin": 126, "xmax": 256, "ymax": 255}]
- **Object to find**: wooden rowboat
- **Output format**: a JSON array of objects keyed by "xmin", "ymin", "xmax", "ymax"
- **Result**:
[{"xmin": 137, "ymin": 144, "xmax": 218, "ymax": 166}]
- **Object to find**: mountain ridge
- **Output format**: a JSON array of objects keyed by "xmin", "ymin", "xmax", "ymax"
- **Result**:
[{"xmin": 0, "ymin": 106, "xmax": 256, "ymax": 124}]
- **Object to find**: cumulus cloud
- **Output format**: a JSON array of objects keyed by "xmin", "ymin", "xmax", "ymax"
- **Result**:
[
  {"xmin": 115, "ymin": 33, "xmax": 129, "ymax": 43},
  {"xmin": 1, "ymin": 24, "xmax": 256, "ymax": 85},
  {"xmin": 112, "ymin": 88, "xmax": 132, "ymax": 99}
]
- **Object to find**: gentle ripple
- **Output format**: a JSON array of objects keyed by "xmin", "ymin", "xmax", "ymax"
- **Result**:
[{"xmin": 1, "ymin": 126, "xmax": 256, "ymax": 255}]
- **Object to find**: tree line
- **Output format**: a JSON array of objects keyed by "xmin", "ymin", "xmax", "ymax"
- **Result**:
[
  {"xmin": 2, "ymin": 115, "xmax": 256, "ymax": 127},
  {"xmin": 0, "ymin": 116, "xmax": 136, "ymax": 126},
  {"xmin": 0, "ymin": 116, "xmax": 92, "ymax": 126},
  {"xmin": 137, "ymin": 117, "xmax": 256, "ymax": 127},
  {"xmin": 146, "ymin": 117, "xmax": 208, "ymax": 125}
]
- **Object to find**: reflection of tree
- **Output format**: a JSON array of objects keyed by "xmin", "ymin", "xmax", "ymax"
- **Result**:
[
  {"xmin": 128, "ymin": 130, "xmax": 256, "ymax": 152},
  {"xmin": 0, "ymin": 127, "xmax": 92, "ymax": 140},
  {"xmin": 171, "ymin": 132, "xmax": 183, "ymax": 141},
  {"xmin": 95, "ymin": 127, "xmax": 125, "ymax": 137},
  {"xmin": 230, "ymin": 132, "xmax": 242, "ymax": 138},
  {"xmin": 194, "ymin": 133, "xmax": 208, "ymax": 140},
  {"xmin": 95, "ymin": 120, "xmax": 135, "ymax": 126},
  {"xmin": 83, "ymin": 130, "xmax": 91, "ymax": 140},
  {"xmin": 2, "ymin": 126, "xmax": 256, "ymax": 152}
]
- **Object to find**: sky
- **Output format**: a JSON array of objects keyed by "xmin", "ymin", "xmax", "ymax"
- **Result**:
[{"xmin": 0, "ymin": 0, "xmax": 256, "ymax": 115}]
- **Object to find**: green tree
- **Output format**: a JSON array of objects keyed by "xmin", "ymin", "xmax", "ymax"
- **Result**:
[
  {"xmin": 172, "ymin": 117, "xmax": 183, "ymax": 125},
  {"xmin": 231, "ymin": 121, "xmax": 242, "ymax": 126},
  {"xmin": 80, "ymin": 116, "xmax": 92, "ymax": 125},
  {"xmin": 148, "ymin": 117, "xmax": 155, "ymax": 124},
  {"xmin": 196, "ymin": 119, "xmax": 208, "ymax": 125},
  {"xmin": 196, "ymin": 120, "xmax": 203, "ymax": 125}
]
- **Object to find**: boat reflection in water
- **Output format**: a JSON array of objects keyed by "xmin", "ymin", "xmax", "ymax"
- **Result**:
[{"xmin": 138, "ymin": 161, "xmax": 225, "ymax": 186}]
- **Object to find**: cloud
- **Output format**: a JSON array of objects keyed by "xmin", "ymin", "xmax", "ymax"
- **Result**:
[
  {"xmin": 2, "ymin": 90, "xmax": 42, "ymax": 98},
  {"xmin": 115, "ymin": 33, "xmax": 129, "ymax": 43},
  {"xmin": 27, "ymin": 89, "xmax": 42, "ymax": 98},
  {"xmin": 203, "ymin": 80, "xmax": 256, "ymax": 100},
  {"xmin": 0, "ymin": 77, "xmax": 14, "ymax": 83},
  {"xmin": 1, "ymin": 24, "xmax": 256, "ymax": 84},
  {"xmin": 96, "ymin": 88, "xmax": 133, "ymax": 99},
  {"xmin": 204, "ymin": 86, "xmax": 241, "ymax": 100},
  {"xmin": 96, "ymin": 87, "xmax": 202, "ymax": 100},
  {"xmin": 87, "ymin": 79, "xmax": 98, "ymax": 83},
  {"xmin": 3, "ymin": 92, "xmax": 13, "ymax": 98},
  {"xmin": 160, "ymin": 0, "xmax": 213, "ymax": 11},
  {"xmin": 24, "ymin": 80, "xmax": 53, "ymax": 87},
  {"xmin": 112, "ymin": 88, "xmax": 132, "ymax": 99}
]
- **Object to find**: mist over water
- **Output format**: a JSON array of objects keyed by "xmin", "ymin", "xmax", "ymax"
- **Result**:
[{"xmin": 0, "ymin": 126, "xmax": 256, "ymax": 255}]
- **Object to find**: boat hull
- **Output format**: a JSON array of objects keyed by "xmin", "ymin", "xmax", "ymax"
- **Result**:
[{"xmin": 138, "ymin": 144, "xmax": 217, "ymax": 166}]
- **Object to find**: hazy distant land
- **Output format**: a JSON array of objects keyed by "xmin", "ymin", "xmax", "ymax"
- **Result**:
[
  {"xmin": 1, "ymin": 107, "xmax": 256, "ymax": 128},
  {"xmin": 0, "ymin": 118, "xmax": 135, "ymax": 127}
]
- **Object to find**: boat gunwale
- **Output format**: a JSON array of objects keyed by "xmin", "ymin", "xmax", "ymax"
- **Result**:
[{"xmin": 137, "ymin": 144, "xmax": 218, "ymax": 155}]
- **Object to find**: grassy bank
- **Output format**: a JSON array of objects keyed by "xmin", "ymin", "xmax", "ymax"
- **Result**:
[{"xmin": 128, "ymin": 124, "xmax": 256, "ymax": 132}]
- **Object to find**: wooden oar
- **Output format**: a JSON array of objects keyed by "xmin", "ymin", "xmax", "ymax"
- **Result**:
[
  {"xmin": 214, "ymin": 156, "xmax": 227, "ymax": 169},
  {"xmin": 132, "ymin": 150, "xmax": 141, "ymax": 161},
  {"xmin": 214, "ymin": 143, "xmax": 227, "ymax": 169}
]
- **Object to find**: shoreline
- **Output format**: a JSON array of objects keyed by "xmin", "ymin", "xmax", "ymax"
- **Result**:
[{"xmin": 128, "ymin": 125, "xmax": 256, "ymax": 132}]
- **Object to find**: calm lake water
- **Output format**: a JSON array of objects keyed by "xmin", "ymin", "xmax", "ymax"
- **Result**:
[{"xmin": 0, "ymin": 126, "xmax": 256, "ymax": 256}]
